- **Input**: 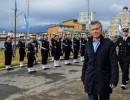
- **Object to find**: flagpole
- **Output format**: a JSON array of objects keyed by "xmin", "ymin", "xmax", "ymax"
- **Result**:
[
  {"xmin": 25, "ymin": 0, "xmax": 29, "ymax": 46},
  {"xmin": 14, "ymin": 0, "xmax": 17, "ymax": 46}
]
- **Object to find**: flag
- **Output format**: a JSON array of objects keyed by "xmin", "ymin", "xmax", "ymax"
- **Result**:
[
  {"xmin": 15, "ymin": 0, "xmax": 17, "ymax": 11},
  {"xmin": 24, "ymin": 13, "xmax": 29, "ymax": 30},
  {"xmin": 118, "ymin": 19, "xmax": 123, "ymax": 37}
]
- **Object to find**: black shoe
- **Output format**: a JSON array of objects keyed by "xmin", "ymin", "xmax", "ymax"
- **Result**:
[
  {"xmin": 7, "ymin": 67, "xmax": 14, "ymax": 71},
  {"xmin": 28, "ymin": 71, "xmax": 33, "ymax": 74},
  {"xmin": 57, "ymin": 66, "xmax": 61, "ymax": 67},
  {"xmin": 121, "ymin": 85, "xmax": 126, "ymax": 90},
  {"xmin": 43, "ymin": 68, "xmax": 49, "ymax": 70},
  {"xmin": 74, "ymin": 62, "xmax": 79, "ymax": 63},
  {"xmin": 32, "ymin": 70, "xmax": 36, "ymax": 73},
  {"xmin": 68, "ymin": 63, "xmax": 72, "ymax": 65}
]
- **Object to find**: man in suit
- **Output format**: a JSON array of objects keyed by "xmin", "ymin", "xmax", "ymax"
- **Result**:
[
  {"xmin": 115, "ymin": 27, "xmax": 130, "ymax": 89},
  {"xmin": 81, "ymin": 20, "xmax": 119, "ymax": 100}
]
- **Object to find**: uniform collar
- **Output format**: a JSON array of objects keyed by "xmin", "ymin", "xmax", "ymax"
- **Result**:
[{"xmin": 123, "ymin": 36, "xmax": 128, "ymax": 41}]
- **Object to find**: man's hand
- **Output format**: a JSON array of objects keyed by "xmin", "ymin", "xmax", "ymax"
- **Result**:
[{"xmin": 109, "ymin": 84, "xmax": 116, "ymax": 89}]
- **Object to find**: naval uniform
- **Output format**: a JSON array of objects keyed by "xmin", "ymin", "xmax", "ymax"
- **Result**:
[
  {"xmin": 73, "ymin": 37, "xmax": 80, "ymax": 62},
  {"xmin": 80, "ymin": 38, "xmax": 87, "ymax": 61},
  {"xmin": 53, "ymin": 39, "xmax": 61, "ymax": 67},
  {"xmin": 17, "ymin": 40, "xmax": 26, "ymax": 67},
  {"xmin": 41, "ymin": 39, "xmax": 50, "ymax": 69},
  {"xmin": 51, "ymin": 38, "xmax": 55, "ymax": 60},
  {"xmin": 59, "ymin": 37, "xmax": 63, "ymax": 59},
  {"xmin": 63, "ymin": 38, "xmax": 72, "ymax": 65},
  {"xmin": 4, "ymin": 41, "xmax": 14, "ymax": 70},
  {"xmin": 34, "ymin": 39, "xmax": 39, "ymax": 64},
  {"xmin": 27, "ymin": 42, "xmax": 36, "ymax": 73},
  {"xmin": 115, "ymin": 36, "xmax": 130, "ymax": 85}
]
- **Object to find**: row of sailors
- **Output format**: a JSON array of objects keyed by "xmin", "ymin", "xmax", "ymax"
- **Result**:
[{"xmin": 4, "ymin": 32, "xmax": 88, "ymax": 73}]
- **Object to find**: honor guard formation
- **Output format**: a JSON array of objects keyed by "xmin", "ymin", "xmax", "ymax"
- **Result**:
[{"xmin": 4, "ymin": 32, "xmax": 88, "ymax": 72}]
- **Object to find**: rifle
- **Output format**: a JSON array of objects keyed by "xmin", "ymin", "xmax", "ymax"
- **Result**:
[
  {"xmin": 12, "ymin": 45, "xmax": 16, "ymax": 58},
  {"xmin": 71, "ymin": 32, "xmax": 74, "ymax": 53},
  {"xmin": 80, "ymin": 34, "xmax": 82, "ymax": 53}
]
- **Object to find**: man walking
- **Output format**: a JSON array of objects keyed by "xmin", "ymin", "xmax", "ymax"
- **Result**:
[
  {"xmin": 115, "ymin": 27, "xmax": 130, "ymax": 89},
  {"xmin": 81, "ymin": 20, "xmax": 119, "ymax": 100}
]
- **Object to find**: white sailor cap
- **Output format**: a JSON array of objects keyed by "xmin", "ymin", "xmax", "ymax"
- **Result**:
[
  {"xmin": 43, "ymin": 33, "xmax": 48, "ymax": 35},
  {"xmin": 19, "ymin": 34, "xmax": 24, "ymax": 37},
  {"xmin": 29, "ymin": 35, "xmax": 34, "ymax": 39},
  {"xmin": 55, "ymin": 34, "xmax": 59, "ymax": 36},
  {"xmin": 65, "ymin": 32, "xmax": 70, "ymax": 35},
  {"xmin": 81, "ymin": 33, "xmax": 86, "ymax": 35},
  {"xmin": 74, "ymin": 33, "xmax": 78, "ymax": 35},
  {"xmin": 5, "ymin": 35, "xmax": 11, "ymax": 40},
  {"xmin": 52, "ymin": 33, "xmax": 56, "ymax": 35}
]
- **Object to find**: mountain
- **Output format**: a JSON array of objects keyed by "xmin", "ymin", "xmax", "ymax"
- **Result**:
[{"xmin": 0, "ymin": 24, "xmax": 56, "ymax": 33}]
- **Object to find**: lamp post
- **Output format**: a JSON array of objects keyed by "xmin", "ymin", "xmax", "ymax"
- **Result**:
[{"xmin": 87, "ymin": 0, "xmax": 89, "ymax": 24}]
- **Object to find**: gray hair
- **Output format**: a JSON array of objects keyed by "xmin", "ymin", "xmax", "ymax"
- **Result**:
[{"xmin": 89, "ymin": 20, "xmax": 102, "ymax": 30}]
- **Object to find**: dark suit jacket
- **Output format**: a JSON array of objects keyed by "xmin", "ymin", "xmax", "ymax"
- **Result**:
[{"xmin": 81, "ymin": 35, "xmax": 119, "ymax": 95}]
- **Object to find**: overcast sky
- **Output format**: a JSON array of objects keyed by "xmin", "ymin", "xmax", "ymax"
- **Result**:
[{"xmin": 0, "ymin": 0, "xmax": 130, "ymax": 29}]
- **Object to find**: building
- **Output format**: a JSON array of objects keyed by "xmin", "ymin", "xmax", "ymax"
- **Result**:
[
  {"xmin": 47, "ymin": 24, "xmax": 74, "ymax": 39},
  {"xmin": 108, "ymin": 6, "xmax": 130, "ymax": 37},
  {"xmin": 47, "ymin": 19, "xmax": 87, "ymax": 39},
  {"xmin": 78, "ymin": 12, "xmax": 96, "ymax": 29}
]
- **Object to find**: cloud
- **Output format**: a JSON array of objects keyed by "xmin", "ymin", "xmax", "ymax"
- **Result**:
[
  {"xmin": 0, "ymin": 0, "xmax": 130, "ymax": 29},
  {"xmin": 110, "ymin": 3, "xmax": 124, "ymax": 13}
]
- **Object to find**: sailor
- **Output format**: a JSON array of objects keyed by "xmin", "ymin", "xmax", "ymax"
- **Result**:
[
  {"xmin": 73, "ymin": 33, "xmax": 80, "ymax": 63},
  {"xmin": 4, "ymin": 35, "xmax": 14, "ymax": 71},
  {"xmin": 63, "ymin": 33, "xmax": 72, "ymax": 65},
  {"xmin": 115, "ymin": 27, "xmax": 130, "ymax": 89},
  {"xmin": 59, "ymin": 33, "xmax": 64, "ymax": 60},
  {"xmin": 27, "ymin": 36, "xmax": 36, "ymax": 74},
  {"xmin": 80, "ymin": 33, "xmax": 87, "ymax": 62},
  {"xmin": 32, "ymin": 34, "xmax": 39, "ymax": 64},
  {"xmin": 51, "ymin": 33, "xmax": 56, "ymax": 61},
  {"xmin": 41, "ymin": 33, "xmax": 50, "ymax": 70},
  {"xmin": 53, "ymin": 34, "xmax": 61, "ymax": 67},
  {"xmin": 17, "ymin": 34, "xmax": 26, "ymax": 67}
]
